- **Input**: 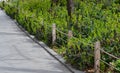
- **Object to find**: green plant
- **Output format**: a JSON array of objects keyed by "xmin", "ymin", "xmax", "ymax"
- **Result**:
[
  {"xmin": 114, "ymin": 60, "xmax": 120, "ymax": 72},
  {"xmin": 1, "ymin": 0, "xmax": 120, "ymax": 72}
]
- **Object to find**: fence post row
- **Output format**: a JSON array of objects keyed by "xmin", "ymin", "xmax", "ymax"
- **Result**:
[
  {"xmin": 52, "ymin": 24, "xmax": 101, "ymax": 73},
  {"xmin": 52, "ymin": 24, "xmax": 56, "ymax": 45},
  {"xmin": 94, "ymin": 41, "xmax": 101, "ymax": 73}
]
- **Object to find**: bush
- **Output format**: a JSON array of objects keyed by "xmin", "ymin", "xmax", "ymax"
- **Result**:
[{"xmin": 1, "ymin": 0, "xmax": 120, "ymax": 72}]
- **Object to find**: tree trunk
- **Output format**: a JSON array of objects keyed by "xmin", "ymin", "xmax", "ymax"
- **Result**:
[
  {"xmin": 66, "ymin": 0, "xmax": 74, "ymax": 30},
  {"xmin": 66, "ymin": 0, "xmax": 74, "ymax": 18}
]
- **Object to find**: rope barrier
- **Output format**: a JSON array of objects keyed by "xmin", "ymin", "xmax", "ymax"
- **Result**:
[
  {"xmin": 47, "ymin": 24, "xmax": 120, "ymax": 73},
  {"xmin": 56, "ymin": 28, "xmax": 68, "ymax": 36},
  {"xmin": 47, "ymin": 25, "xmax": 93, "ymax": 47},
  {"xmin": 100, "ymin": 48, "xmax": 120, "ymax": 60},
  {"xmin": 54, "ymin": 42, "xmax": 63, "ymax": 47},
  {"xmin": 100, "ymin": 59, "xmax": 120, "ymax": 71},
  {"xmin": 57, "ymin": 36, "xmax": 67, "ymax": 43}
]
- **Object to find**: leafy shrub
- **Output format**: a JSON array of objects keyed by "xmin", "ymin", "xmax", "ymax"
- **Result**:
[{"xmin": 1, "ymin": 0, "xmax": 120, "ymax": 72}]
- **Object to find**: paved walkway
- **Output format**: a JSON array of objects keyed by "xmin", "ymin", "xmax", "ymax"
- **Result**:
[{"xmin": 0, "ymin": 9, "xmax": 72, "ymax": 73}]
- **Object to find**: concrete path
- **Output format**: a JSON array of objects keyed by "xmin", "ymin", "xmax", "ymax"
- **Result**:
[{"xmin": 0, "ymin": 9, "xmax": 72, "ymax": 73}]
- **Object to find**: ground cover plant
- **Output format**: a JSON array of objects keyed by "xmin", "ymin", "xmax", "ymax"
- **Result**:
[{"xmin": 0, "ymin": 0, "xmax": 120, "ymax": 72}]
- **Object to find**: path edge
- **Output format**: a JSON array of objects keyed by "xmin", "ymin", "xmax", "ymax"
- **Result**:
[
  {"xmin": 13, "ymin": 19, "xmax": 75, "ymax": 73},
  {"xmin": 1, "ymin": 8, "xmax": 84, "ymax": 73}
]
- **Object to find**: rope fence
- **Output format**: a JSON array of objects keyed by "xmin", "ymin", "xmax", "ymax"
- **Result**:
[
  {"xmin": 94, "ymin": 41, "xmax": 120, "ymax": 73},
  {"xmin": 3, "ymin": 1, "xmax": 120, "ymax": 73},
  {"xmin": 46, "ymin": 23, "xmax": 120, "ymax": 73},
  {"xmin": 100, "ymin": 48, "xmax": 120, "ymax": 60},
  {"xmin": 57, "ymin": 36, "xmax": 68, "ymax": 43}
]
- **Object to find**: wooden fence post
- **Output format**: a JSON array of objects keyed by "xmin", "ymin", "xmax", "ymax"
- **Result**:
[
  {"xmin": 52, "ymin": 24, "xmax": 56, "ymax": 45},
  {"xmin": 68, "ymin": 30, "xmax": 73, "ymax": 39},
  {"xmin": 94, "ymin": 41, "xmax": 101, "ymax": 73}
]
